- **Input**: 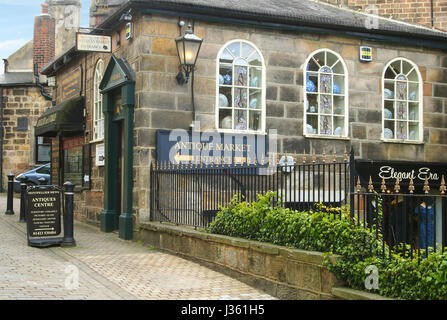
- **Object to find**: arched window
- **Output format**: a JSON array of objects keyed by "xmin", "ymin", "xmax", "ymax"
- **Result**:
[
  {"xmin": 304, "ymin": 49, "xmax": 348, "ymax": 137},
  {"xmin": 216, "ymin": 40, "xmax": 265, "ymax": 132},
  {"xmin": 93, "ymin": 59, "xmax": 104, "ymax": 141},
  {"xmin": 382, "ymin": 58, "xmax": 423, "ymax": 142}
]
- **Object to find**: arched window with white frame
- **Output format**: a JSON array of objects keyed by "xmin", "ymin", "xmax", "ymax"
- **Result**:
[
  {"xmin": 304, "ymin": 49, "xmax": 349, "ymax": 137},
  {"xmin": 93, "ymin": 59, "xmax": 104, "ymax": 141},
  {"xmin": 216, "ymin": 40, "xmax": 265, "ymax": 133},
  {"xmin": 382, "ymin": 58, "xmax": 423, "ymax": 142}
]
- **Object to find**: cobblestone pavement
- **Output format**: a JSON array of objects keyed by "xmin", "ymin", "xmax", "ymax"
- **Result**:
[{"xmin": 0, "ymin": 194, "xmax": 274, "ymax": 300}]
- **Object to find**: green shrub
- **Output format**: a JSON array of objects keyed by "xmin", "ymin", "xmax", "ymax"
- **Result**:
[{"xmin": 208, "ymin": 191, "xmax": 447, "ymax": 300}]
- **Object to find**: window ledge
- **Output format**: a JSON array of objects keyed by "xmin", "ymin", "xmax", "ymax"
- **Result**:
[
  {"xmin": 381, "ymin": 138, "xmax": 424, "ymax": 145},
  {"xmin": 90, "ymin": 138, "xmax": 104, "ymax": 144},
  {"xmin": 215, "ymin": 129, "xmax": 267, "ymax": 135},
  {"xmin": 304, "ymin": 134, "xmax": 350, "ymax": 141}
]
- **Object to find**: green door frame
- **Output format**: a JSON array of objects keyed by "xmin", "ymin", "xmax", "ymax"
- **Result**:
[{"xmin": 99, "ymin": 55, "xmax": 135, "ymax": 240}]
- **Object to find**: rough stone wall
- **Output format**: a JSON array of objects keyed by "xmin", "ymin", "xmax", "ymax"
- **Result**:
[
  {"xmin": 1, "ymin": 86, "xmax": 52, "ymax": 187},
  {"xmin": 125, "ymin": 14, "xmax": 447, "ymax": 224},
  {"xmin": 67, "ymin": 13, "xmax": 447, "ymax": 227}
]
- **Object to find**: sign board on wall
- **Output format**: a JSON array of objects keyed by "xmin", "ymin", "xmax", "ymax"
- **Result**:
[
  {"xmin": 156, "ymin": 130, "xmax": 269, "ymax": 167},
  {"xmin": 355, "ymin": 160, "xmax": 447, "ymax": 188},
  {"xmin": 96, "ymin": 143, "xmax": 105, "ymax": 166},
  {"xmin": 58, "ymin": 66, "xmax": 82, "ymax": 101},
  {"xmin": 76, "ymin": 33, "xmax": 112, "ymax": 53}
]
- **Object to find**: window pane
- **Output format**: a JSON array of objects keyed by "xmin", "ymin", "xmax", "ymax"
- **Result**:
[
  {"xmin": 234, "ymin": 110, "xmax": 247, "ymax": 131},
  {"xmin": 219, "ymin": 109, "xmax": 232, "ymax": 129},
  {"xmin": 241, "ymin": 42, "xmax": 254, "ymax": 59},
  {"xmin": 396, "ymin": 121, "xmax": 407, "ymax": 140},
  {"xmin": 220, "ymin": 48, "xmax": 234, "ymax": 63},
  {"xmin": 234, "ymin": 87, "xmax": 248, "ymax": 109},
  {"xmin": 320, "ymin": 116, "xmax": 332, "ymax": 135},
  {"xmin": 249, "ymin": 111, "xmax": 261, "ymax": 131},
  {"xmin": 234, "ymin": 65, "xmax": 248, "ymax": 86},
  {"xmin": 249, "ymin": 66, "xmax": 262, "ymax": 88},
  {"xmin": 395, "ymin": 101, "xmax": 407, "ymax": 120},
  {"xmin": 227, "ymin": 42, "xmax": 240, "ymax": 57},
  {"xmin": 319, "ymin": 95, "xmax": 332, "ymax": 114},
  {"xmin": 248, "ymin": 51, "xmax": 262, "ymax": 66},
  {"xmin": 248, "ymin": 89, "xmax": 262, "ymax": 110}
]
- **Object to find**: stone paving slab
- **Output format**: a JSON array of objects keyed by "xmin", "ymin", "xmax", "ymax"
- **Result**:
[{"xmin": 0, "ymin": 194, "xmax": 275, "ymax": 300}]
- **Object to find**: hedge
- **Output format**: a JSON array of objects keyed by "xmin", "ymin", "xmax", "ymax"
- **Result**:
[{"xmin": 207, "ymin": 191, "xmax": 447, "ymax": 300}]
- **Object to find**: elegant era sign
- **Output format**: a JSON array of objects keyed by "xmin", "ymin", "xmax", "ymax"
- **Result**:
[
  {"xmin": 59, "ymin": 66, "xmax": 82, "ymax": 101},
  {"xmin": 26, "ymin": 188, "xmax": 61, "ymax": 238},
  {"xmin": 76, "ymin": 33, "xmax": 111, "ymax": 53},
  {"xmin": 156, "ymin": 129, "xmax": 269, "ymax": 167},
  {"xmin": 355, "ymin": 160, "xmax": 447, "ymax": 187}
]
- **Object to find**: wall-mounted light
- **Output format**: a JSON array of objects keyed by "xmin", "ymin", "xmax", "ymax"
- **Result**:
[
  {"xmin": 175, "ymin": 24, "xmax": 203, "ymax": 85},
  {"xmin": 120, "ymin": 9, "xmax": 132, "ymax": 22}
]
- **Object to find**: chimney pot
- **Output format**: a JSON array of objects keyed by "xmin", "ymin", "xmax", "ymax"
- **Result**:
[{"xmin": 41, "ymin": 3, "xmax": 49, "ymax": 14}]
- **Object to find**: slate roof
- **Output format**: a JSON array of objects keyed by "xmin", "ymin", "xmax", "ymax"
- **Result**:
[
  {"xmin": 123, "ymin": 0, "xmax": 447, "ymax": 41},
  {"xmin": 0, "ymin": 72, "xmax": 34, "ymax": 87}
]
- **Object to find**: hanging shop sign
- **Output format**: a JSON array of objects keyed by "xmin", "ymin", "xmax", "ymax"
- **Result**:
[
  {"xmin": 355, "ymin": 159, "xmax": 447, "ymax": 187},
  {"xmin": 156, "ymin": 130, "xmax": 269, "ymax": 167},
  {"xmin": 76, "ymin": 33, "xmax": 112, "ymax": 53}
]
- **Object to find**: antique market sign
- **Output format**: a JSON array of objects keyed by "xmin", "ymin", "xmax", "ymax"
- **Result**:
[
  {"xmin": 156, "ymin": 130, "xmax": 269, "ymax": 166},
  {"xmin": 26, "ymin": 188, "xmax": 62, "ymax": 239},
  {"xmin": 355, "ymin": 159, "xmax": 447, "ymax": 187}
]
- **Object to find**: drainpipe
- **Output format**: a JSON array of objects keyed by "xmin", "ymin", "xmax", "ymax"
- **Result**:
[
  {"xmin": 0, "ymin": 87, "xmax": 4, "ymax": 192},
  {"xmin": 33, "ymin": 63, "xmax": 52, "ymax": 101},
  {"xmin": 431, "ymin": 0, "xmax": 434, "ymax": 28}
]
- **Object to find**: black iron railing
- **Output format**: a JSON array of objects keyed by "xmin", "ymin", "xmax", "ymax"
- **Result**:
[
  {"xmin": 352, "ymin": 176, "xmax": 447, "ymax": 260},
  {"xmin": 150, "ymin": 149, "xmax": 351, "ymax": 228}
]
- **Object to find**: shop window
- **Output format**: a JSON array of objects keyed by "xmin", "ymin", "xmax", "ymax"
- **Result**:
[
  {"xmin": 62, "ymin": 136, "xmax": 84, "ymax": 187},
  {"xmin": 216, "ymin": 40, "xmax": 265, "ymax": 133},
  {"xmin": 93, "ymin": 59, "xmax": 104, "ymax": 141},
  {"xmin": 382, "ymin": 58, "xmax": 423, "ymax": 142},
  {"xmin": 304, "ymin": 49, "xmax": 348, "ymax": 137},
  {"xmin": 36, "ymin": 136, "xmax": 51, "ymax": 163}
]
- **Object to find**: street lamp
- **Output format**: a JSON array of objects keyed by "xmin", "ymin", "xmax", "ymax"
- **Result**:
[{"xmin": 175, "ymin": 24, "xmax": 203, "ymax": 85}]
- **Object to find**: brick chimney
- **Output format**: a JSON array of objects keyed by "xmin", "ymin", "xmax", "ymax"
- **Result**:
[{"xmin": 33, "ymin": 3, "xmax": 55, "ymax": 74}]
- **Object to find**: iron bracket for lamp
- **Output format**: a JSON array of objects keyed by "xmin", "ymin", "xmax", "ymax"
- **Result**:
[{"xmin": 176, "ymin": 65, "xmax": 194, "ymax": 85}]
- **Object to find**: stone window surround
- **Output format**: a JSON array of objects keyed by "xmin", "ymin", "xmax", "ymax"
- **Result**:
[
  {"xmin": 303, "ymin": 48, "xmax": 349, "ymax": 140},
  {"xmin": 215, "ymin": 39, "xmax": 267, "ymax": 134},
  {"xmin": 92, "ymin": 59, "xmax": 105, "ymax": 142},
  {"xmin": 381, "ymin": 57, "xmax": 424, "ymax": 144}
]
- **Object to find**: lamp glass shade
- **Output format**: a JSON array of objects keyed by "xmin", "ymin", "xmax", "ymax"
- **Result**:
[{"xmin": 176, "ymin": 32, "xmax": 203, "ymax": 67}]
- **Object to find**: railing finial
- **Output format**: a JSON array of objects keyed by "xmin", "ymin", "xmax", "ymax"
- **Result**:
[
  {"xmin": 368, "ymin": 176, "xmax": 374, "ymax": 193},
  {"xmin": 380, "ymin": 177, "xmax": 387, "ymax": 193},
  {"xmin": 423, "ymin": 177, "xmax": 430, "ymax": 194},
  {"xmin": 441, "ymin": 175, "xmax": 446, "ymax": 195},
  {"xmin": 409, "ymin": 177, "xmax": 415, "ymax": 194},
  {"xmin": 302, "ymin": 149, "xmax": 307, "ymax": 164},
  {"xmin": 394, "ymin": 177, "xmax": 400, "ymax": 194},
  {"xmin": 343, "ymin": 146, "xmax": 348, "ymax": 162},
  {"xmin": 322, "ymin": 148, "xmax": 326, "ymax": 163},
  {"xmin": 332, "ymin": 147, "xmax": 337, "ymax": 163},
  {"xmin": 355, "ymin": 176, "xmax": 362, "ymax": 192}
]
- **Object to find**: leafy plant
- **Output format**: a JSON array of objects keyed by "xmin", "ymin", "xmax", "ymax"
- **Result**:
[{"xmin": 208, "ymin": 192, "xmax": 447, "ymax": 300}]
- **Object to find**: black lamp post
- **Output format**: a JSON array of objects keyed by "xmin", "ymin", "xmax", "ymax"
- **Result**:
[{"xmin": 175, "ymin": 24, "xmax": 203, "ymax": 85}]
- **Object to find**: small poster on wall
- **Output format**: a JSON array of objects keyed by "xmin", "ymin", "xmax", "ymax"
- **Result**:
[{"xmin": 96, "ymin": 143, "xmax": 105, "ymax": 167}]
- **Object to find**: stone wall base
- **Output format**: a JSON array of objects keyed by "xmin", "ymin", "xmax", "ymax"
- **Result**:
[{"xmin": 137, "ymin": 222, "xmax": 344, "ymax": 300}]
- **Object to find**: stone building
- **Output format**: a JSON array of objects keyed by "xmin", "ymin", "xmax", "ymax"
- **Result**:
[
  {"xmin": 0, "ymin": 3, "xmax": 55, "ymax": 190},
  {"xmin": 36, "ymin": 0, "xmax": 447, "ymax": 240}
]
